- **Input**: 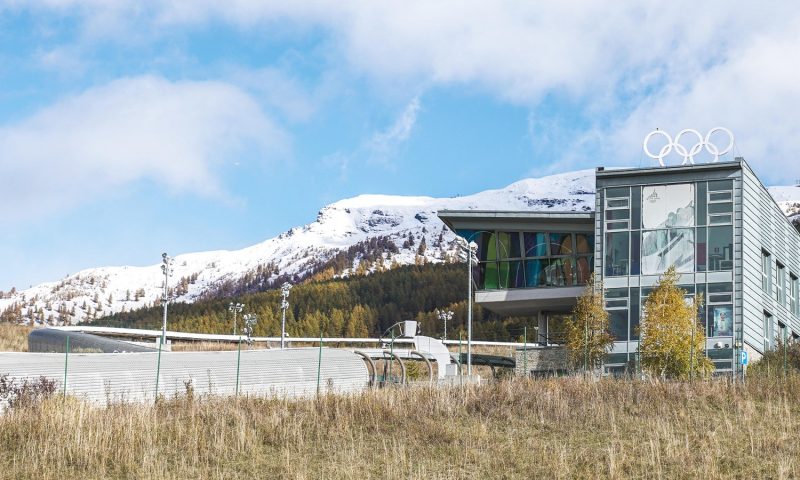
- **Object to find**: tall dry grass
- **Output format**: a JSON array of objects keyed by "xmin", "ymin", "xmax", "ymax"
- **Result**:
[
  {"xmin": 0, "ymin": 323, "xmax": 32, "ymax": 352},
  {"xmin": 2, "ymin": 377, "xmax": 800, "ymax": 479}
]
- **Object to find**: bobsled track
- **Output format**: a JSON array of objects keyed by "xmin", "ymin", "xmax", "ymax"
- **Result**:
[{"xmin": 0, "ymin": 348, "xmax": 369, "ymax": 405}]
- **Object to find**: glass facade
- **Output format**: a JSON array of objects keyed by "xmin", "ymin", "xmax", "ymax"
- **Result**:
[
  {"xmin": 601, "ymin": 180, "xmax": 737, "ymax": 343},
  {"xmin": 604, "ymin": 181, "xmax": 733, "ymax": 279},
  {"xmin": 457, "ymin": 229, "xmax": 594, "ymax": 290}
]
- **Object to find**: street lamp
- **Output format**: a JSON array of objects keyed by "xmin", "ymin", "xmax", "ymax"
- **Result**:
[
  {"xmin": 242, "ymin": 313, "xmax": 258, "ymax": 344},
  {"xmin": 229, "ymin": 302, "xmax": 244, "ymax": 336},
  {"xmin": 436, "ymin": 309, "xmax": 454, "ymax": 340},
  {"xmin": 454, "ymin": 237, "xmax": 479, "ymax": 376},
  {"xmin": 280, "ymin": 282, "xmax": 292, "ymax": 349},
  {"xmin": 160, "ymin": 253, "xmax": 174, "ymax": 345}
]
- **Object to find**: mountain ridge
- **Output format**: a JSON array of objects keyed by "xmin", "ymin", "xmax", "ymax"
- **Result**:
[{"xmin": 2, "ymin": 169, "xmax": 797, "ymax": 325}]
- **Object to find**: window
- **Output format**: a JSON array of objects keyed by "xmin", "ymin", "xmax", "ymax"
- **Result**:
[
  {"xmin": 790, "ymin": 274, "xmax": 799, "ymax": 317},
  {"xmin": 707, "ymin": 226, "xmax": 733, "ymax": 271},
  {"xmin": 764, "ymin": 311, "xmax": 774, "ymax": 351},
  {"xmin": 707, "ymin": 180, "xmax": 733, "ymax": 225},
  {"xmin": 605, "ymin": 232, "xmax": 629, "ymax": 277},
  {"xmin": 642, "ymin": 184, "xmax": 694, "ymax": 229},
  {"xmin": 762, "ymin": 250, "xmax": 772, "ymax": 294},
  {"xmin": 605, "ymin": 288, "xmax": 629, "ymax": 340},
  {"xmin": 605, "ymin": 187, "xmax": 630, "ymax": 231},
  {"xmin": 641, "ymin": 229, "xmax": 695, "ymax": 274},
  {"xmin": 776, "ymin": 262, "xmax": 786, "ymax": 305},
  {"xmin": 459, "ymin": 229, "xmax": 595, "ymax": 290},
  {"xmin": 708, "ymin": 283, "xmax": 733, "ymax": 337},
  {"xmin": 630, "ymin": 287, "xmax": 641, "ymax": 340}
]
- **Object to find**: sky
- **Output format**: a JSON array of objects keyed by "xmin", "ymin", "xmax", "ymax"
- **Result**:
[{"xmin": 2, "ymin": 1, "xmax": 800, "ymax": 290}]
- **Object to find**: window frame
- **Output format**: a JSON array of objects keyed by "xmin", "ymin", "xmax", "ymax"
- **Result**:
[
  {"xmin": 776, "ymin": 261, "xmax": 786, "ymax": 305},
  {"xmin": 764, "ymin": 311, "xmax": 774, "ymax": 351},
  {"xmin": 762, "ymin": 250, "xmax": 773, "ymax": 295},
  {"xmin": 790, "ymin": 273, "xmax": 799, "ymax": 317},
  {"xmin": 605, "ymin": 188, "xmax": 631, "ymax": 231}
]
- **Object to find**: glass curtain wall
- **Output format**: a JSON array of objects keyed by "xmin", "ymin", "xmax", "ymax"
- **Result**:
[
  {"xmin": 457, "ymin": 229, "xmax": 594, "ymax": 290},
  {"xmin": 602, "ymin": 180, "xmax": 736, "ymax": 343},
  {"xmin": 604, "ymin": 180, "xmax": 733, "ymax": 278}
]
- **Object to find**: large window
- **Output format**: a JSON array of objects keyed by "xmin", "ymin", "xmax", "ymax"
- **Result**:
[
  {"xmin": 641, "ymin": 229, "xmax": 695, "ymax": 274},
  {"xmin": 458, "ymin": 230, "xmax": 594, "ymax": 290},
  {"xmin": 639, "ymin": 183, "xmax": 696, "ymax": 275},
  {"xmin": 642, "ymin": 184, "xmax": 695, "ymax": 229},
  {"xmin": 605, "ymin": 232, "xmax": 629, "ymax": 277},
  {"xmin": 707, "ymin": 226, "xmax": 733, "ymax": 271}
]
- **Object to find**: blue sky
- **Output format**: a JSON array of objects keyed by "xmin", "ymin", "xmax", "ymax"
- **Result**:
[{"xmin": 2, "ymin": 1, "xmax": 800, "ymax": 290}]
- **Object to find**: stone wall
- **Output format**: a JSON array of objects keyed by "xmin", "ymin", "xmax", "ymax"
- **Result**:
[{"xmin": 515, "ymin": 346, "xmax": 568, "ymax": 376}]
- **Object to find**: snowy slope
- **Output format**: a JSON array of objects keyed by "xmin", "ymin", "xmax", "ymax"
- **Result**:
[
  {"xmin": 3, "ymin": 170, "xmax": 797, "ymax": 326},
  {"xmin": 0, "ymin": 170, "xmax": 595, "ymax": 325},
  {"xmin": 768, "ymin": 185, "xmax": 800, "ymax": 225}
]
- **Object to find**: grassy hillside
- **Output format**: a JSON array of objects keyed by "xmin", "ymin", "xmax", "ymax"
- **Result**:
[{"xmin": 2, "ymin": 377, "xmax": 799, "ymax": 478}]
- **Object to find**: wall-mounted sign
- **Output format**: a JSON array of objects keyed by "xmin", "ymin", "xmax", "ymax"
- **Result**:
[{"xmin": 643, "ymin": 127, "xmax": 734, "ymax": 167}]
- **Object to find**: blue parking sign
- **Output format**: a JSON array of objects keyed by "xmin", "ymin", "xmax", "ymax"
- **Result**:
[{"xmin": 740, "ymin": 350, "xmax": 749, "ymax": 366}]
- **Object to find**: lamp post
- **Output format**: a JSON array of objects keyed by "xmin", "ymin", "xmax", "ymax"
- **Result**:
[
  {"xmin": 160, "ymin": 253, "xmax": 174, "ymax": 345},
  {"xmin": 229, "ymin": 302, "xmax": 244, "ymax": 336},
  {"xmin": 457, "ymin": 239, "xmax": 478, "ymax": 377},
  {"xmin": 436, "ymin": 309, "xmax": 454, "ymax": 340},
  {"xmin": 242, "ymin": 313, "xmax": 258, "ymax": 344},
  {"xmin": 280, "ymin": 282, "xmax": 292, "ymax": 349}
]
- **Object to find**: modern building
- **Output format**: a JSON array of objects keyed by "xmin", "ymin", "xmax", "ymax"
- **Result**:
[{"xmin": 439, "ymin": 157, "xmax": 800, "ymax": 376}]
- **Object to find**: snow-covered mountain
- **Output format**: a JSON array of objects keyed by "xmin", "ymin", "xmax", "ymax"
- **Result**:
[
  {"xmin": 768, "ymin": 185, "xmax": 800, "ymax": 226},
  {"xmin": 2, "ymin": 169, "xmax": 798, "ymax": 326},
  {"xmin": 0, "ymin": 170, "xmax": 595, "ymax": 325}
]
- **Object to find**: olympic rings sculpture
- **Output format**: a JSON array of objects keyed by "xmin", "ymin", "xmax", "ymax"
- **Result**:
[{"xmin": 643, "ymin": 127, "xmax": 734, "ymax": 167}]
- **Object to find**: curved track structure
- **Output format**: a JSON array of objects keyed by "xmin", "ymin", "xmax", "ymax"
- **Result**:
[{"xmin": 28, "ymin": 328, "xmax": 156, "ymax": 353}]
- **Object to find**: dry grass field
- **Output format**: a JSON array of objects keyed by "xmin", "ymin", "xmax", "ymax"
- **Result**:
[
  {"xmin": 2, "ymin": 376, "xmax": 800, "ymax": 479},
  {"xmin": 0, "ymin": 323, "xmax": 32, "ymax": 352}
]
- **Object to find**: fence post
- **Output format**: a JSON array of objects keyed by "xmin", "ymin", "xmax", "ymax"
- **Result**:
[
  {"xmin": 155, "ymin": 337, "xmax": 163, "ymax": 402},
  {"xmin": 523, "ymin": 326, "xmax": 527, "ymax": 378},
  {"xmin": 235, "ymin": 336, "xmax": 242, "ymax": 396},
  {"xmin": 316, "ymin": 331, "xmax": 323, "ymax": 395},
  {"xmin": 63, "ymin": 335, "xmax": 70, "ymax": 400}
]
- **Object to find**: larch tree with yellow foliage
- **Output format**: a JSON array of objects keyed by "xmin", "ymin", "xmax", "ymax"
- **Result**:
[
  {"xmin": 565, "ymin": 274, "xmax": 614, "ymax": 373},
  {"xmin": 638, "ymin": 266, "xmax": 713, "ymax": 379}
]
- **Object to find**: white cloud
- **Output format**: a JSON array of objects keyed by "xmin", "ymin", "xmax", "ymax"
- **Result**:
[
  {"xmin": 566, "ymin": 22, "xmax": 800, "ymax": 183},
  {"xmin": 367, "ymin": 97, "xmax": 420, "ymax": 163},
  {"xmin": 0, "ymin": 75, "xmax": 286, "ymax": 220},
  {"xmin": 321, "ymin": 96, "xmax": 421, "ymax": 177},
  {"xmin": 8, "ymin": 1, "xmax": 800, "ymax": 180}
]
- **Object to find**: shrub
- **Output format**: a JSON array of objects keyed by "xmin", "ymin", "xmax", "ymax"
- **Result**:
[
  {"xmin": 748, "ymin": 340, "xmax": 800, "ymax": 377},
  {"xmin": 0, "ymin": 374, "xmax": 58, "ymax": 410}
]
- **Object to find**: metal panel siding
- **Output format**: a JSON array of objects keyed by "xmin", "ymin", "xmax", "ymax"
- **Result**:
[
  {"xmin": 0, "ymin": 348, "xmax": 369, "ymax": 405},
  {"xmin": 740, "ymin": 162, "xmax": 800, "ymax": 353}
]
